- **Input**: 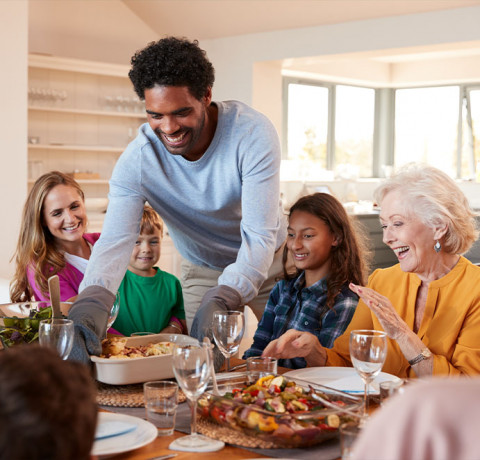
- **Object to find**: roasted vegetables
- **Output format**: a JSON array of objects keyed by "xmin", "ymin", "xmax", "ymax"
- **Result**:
[{"xmin": 197, "ymin": 374, "xmax": 361, "ymax": 448}]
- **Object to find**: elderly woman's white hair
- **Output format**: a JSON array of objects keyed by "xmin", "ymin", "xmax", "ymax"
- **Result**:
[{"xmin": 374, "ymin": 163, "xmax": 479, "ymax": 255}]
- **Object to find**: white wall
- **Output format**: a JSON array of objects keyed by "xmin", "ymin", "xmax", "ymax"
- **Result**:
[
  {"xmin": 28, "ymin": 0, "xmax": 157, "ymax": 64},
  {"xmin": 200, "ymin": 6, "xmax": 480, "ymax": 136},
  {"xmin": 0, "ymin": 1, "xmax": 28, "ymax": 280}
]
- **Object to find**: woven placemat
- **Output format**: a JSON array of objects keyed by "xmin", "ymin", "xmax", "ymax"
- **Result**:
[
  {"xmin": 96, "ymin": 381, "xmax": 186, "ymax": 407},
  {"xmin": 197, "ymin": 417, "xmax": 279, "ymax": 449}
]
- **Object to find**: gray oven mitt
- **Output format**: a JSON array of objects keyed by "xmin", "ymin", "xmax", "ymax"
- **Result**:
[
  {"xmin": 67, "ymin": 285, "xmax": 115, "ymax": 365},
  {"xmin": 190, "ymin": 284, "xmax": 243, "ymax": 372}
]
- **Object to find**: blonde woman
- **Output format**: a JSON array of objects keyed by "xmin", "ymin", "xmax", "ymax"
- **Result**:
[{"xmin": 10, "ymin": 171, "xmax": 99, "ymax": 302}]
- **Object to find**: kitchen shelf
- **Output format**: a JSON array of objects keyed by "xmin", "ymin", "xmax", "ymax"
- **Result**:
[
  {"xmin": 28, "ymin": 53, "xmax": 142, "ymax": 199},
  {"xmin": 28, "ymin": 178, "xmax": 109, "ymax": 185},
  {"xmin": 29, "ymin": 105, "xmax": 145, "ymax": 119},
  {"xmin": 28, "ymin": 144, "xmax": 124, "ymax": 153}
]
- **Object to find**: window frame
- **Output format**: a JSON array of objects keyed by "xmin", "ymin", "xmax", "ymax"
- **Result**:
[{"xmin": 283, "ymin": 77, "xmax": 480, "ymax": 179}]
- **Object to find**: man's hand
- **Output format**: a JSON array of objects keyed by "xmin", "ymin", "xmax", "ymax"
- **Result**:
[
  {"xmin": 190, "ymin": 285, "xmax": 243, "ymax": 371},
  {"xmin": 67, "ymin": 286, "xmax": 114, "ymax": 365}
]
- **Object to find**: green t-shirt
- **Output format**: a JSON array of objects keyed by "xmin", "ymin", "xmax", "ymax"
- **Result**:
[{"xmin": 112, "ymin": 267, "xmax": 185, "ymax": 337}]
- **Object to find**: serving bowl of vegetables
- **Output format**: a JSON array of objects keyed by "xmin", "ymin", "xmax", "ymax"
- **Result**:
[
  {"xmin": 197, "ymin": 373, "xmax": 362, "ymax": 448},
  {"xmin": 0, "ymin": 301, "xmax": 52, "ymax": 347}
]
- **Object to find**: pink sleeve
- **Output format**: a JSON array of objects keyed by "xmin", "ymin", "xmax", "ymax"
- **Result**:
[{"xmin": 27, "ymin": 264, "xmax": 83, "ymax": 302}]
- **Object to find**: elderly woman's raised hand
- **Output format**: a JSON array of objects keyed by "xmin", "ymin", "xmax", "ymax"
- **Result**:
[
  {"xmin": 262, "ymin": 329, "xmax": 327, "ymax": 366},
  {"xmin": 349, "ymin": 283, "xmax": 409, "ymax": 340}
]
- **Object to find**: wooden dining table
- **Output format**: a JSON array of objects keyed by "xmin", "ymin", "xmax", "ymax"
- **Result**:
[
  {"xmin": 99, "ymin": 358, "xmax": 373, "ymax": 460},
  {"xmin": 100, "ymin": 358, "xmax": 273, "ymax": 459}
]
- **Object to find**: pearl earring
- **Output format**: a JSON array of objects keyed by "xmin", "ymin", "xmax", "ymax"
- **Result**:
[{"xmin": 434, "ymin": 240, "xmax": 441, "ymax": 253}]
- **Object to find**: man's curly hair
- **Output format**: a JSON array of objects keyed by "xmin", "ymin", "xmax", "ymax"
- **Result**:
[{"xmin": 129, "ymin": 36, "xmax": 215, "ymax": 101}]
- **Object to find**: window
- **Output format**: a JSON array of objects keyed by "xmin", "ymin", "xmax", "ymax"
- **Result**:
[
  {"xmin": 283, "ymin": 79, "xmax": 376, "ymax": 178},
  {"xmin": 394, "ymin": 86, "xmax": 460, "ymax": 178},
  {"xmin": 285, "ymin": 79, "xmax": 480, "ymax": 179},
  {"xmin": 286, "ymin": 82, "xmax": 329, "ymax": 169},
  {"xmin": 335, "ymin": 85, "xmax": 375, "ymax": 178},
  {"xmin": 467, "ymin": 87, "xmax": 480, "ymax": 180}
]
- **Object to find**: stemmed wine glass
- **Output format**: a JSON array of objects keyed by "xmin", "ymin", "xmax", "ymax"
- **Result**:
[
  {"xmin": 39, "ymin": 318, "xmax": 74, "ymax": 360},
  {"xmin": 170, "ymin": 342, "xmax": 224, "ymax": 452},
  {"xmin": 212, "ymin": 310, "xmax": 245, "ymax": 372},
  {"xmin": 106, "ymin": 292, "xmax": 120, "ymax": 332},
  {"xmin": 350, "ymin": 329, "xmax": 388, "ymax": 418}
]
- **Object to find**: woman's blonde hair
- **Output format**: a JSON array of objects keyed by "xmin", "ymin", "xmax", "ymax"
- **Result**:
[
  {"xmin": 374, "ymin": 163, "xmax": 479, "ymax": 254},
  {"xmin": 10, "ymin": 171, "xmax": 85, "ymax": 302}
]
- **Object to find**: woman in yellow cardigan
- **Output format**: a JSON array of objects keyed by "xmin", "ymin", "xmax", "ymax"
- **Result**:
[{"xmin": 263, "ymin": 164, "xmax": 480, "ymax": 378}]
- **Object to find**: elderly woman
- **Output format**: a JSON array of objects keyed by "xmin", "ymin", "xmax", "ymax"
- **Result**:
[{"xmin": 263, "ymin": 164, "xmax": 480, "ymax": 377}]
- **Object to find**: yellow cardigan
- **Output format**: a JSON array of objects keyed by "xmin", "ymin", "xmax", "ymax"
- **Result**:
[{"xmin": 325, "ymin": 257, "xmax": 480, "ymax": 377}]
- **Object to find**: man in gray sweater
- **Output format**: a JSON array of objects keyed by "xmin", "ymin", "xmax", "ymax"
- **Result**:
[{"xmin": 69, "ymin": 37, "xmax": 286, "ymax": 363}]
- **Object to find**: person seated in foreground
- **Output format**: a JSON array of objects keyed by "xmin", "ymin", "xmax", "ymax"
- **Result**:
[
  {"xmin": 111, "ymin": 205, "xmax": 186, "ymax": 336},
  {"xmin": 263, "ymin": 164, "xmax": 480, "ymax": 377},
  {"xmin": 0, "ymin": 345, "xmax": 98, "ymax": 460},
  {"xmin": 243, "ymin": 192, "xmax": 370, "ymax": 369},
  {"xmin": 350, "ymin": 378, "xmax": 480, "ymax": 460}
]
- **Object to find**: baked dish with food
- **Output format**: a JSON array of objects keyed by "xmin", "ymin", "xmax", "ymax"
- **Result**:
[
  {"xmin": 197, "ymin": 373, "xmax": 362, "ymax": 448},
  {"xmin": 100, "ymin": 337, "xmax": 174, "ymax": 359},
  {"xmin": 91, "ymin": 333, "xmax": 199, "ymax": 385}
]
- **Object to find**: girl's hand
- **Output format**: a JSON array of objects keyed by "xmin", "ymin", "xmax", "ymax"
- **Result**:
[
  {"xmin": 349, "ymin": 283, "xmax": 410, "ymax": 340},
  {"xmin": 262, "ymin": 329, "xmax": 327, "ymax": 366}
]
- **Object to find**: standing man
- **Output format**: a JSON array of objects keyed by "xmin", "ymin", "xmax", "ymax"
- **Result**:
[{"xmin": 68, "ymin": 37, "xmax": 286, "ymax": 362}]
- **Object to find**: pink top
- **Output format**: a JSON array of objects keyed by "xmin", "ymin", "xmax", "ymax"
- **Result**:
[{"xmin": 27, "ymin": 233, "xmax": 100, "ymax": 301}]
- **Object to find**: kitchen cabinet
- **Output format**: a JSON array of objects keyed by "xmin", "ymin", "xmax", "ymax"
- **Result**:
[
  {"xmin": 27, "ymin": 53, "xmax": 145, "ymax": 199},
  {"xmin": 355, "ymin": 213, "xmax": 397, "ymax": 272}
]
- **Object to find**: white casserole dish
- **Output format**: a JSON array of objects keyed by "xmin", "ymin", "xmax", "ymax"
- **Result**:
[{"xmin": 90, "ymin": 333, "xmax": 198, "ymax": 385}]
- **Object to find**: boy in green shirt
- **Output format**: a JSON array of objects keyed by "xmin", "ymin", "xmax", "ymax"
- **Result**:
[{"xmin": 112, "ymin": 206, "xmax": 186, "ymax": 336}]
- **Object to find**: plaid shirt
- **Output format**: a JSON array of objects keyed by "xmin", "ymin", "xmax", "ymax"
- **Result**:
[{"xmin": 243, "ymin": 272, "xmax": 358, "ymax": 369}]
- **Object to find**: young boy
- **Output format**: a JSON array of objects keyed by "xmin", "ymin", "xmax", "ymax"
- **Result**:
[{"xmin": 112, "ymin": 206, "xmax": 187, "ymax": 336}]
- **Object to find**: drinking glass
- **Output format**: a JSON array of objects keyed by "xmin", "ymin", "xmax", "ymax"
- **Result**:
[
  {"xmin": 106, "ymin": 292, "xmax": 120, "ymax": 331},
  {"xmin": 39, "ymin": 318, "xmax": 74, "ymax": 360},
  {"xmin": 170, "ymin": 343, "xmax": 221, "ymax": 451},
  {"xmin": 212, "ymin": 310, "xmax": 245, "ymax": 371},
  {"xmin": 349, "ymin": 329, "xmax": 387, "ymax": 417}
]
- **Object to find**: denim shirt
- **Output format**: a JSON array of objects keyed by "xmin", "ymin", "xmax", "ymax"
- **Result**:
[{"xmin": 243, "ymin": 272, "xmax": 358, "ymax": 369}]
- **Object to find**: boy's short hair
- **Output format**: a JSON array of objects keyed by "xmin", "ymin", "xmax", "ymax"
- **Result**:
[
  {"xmin": 0, "ymin": 345, "xmax": 98, "ymax": 460},
  {"xmin": 140, "ymin": 205, "xmax": 164, "ymax": 237}
]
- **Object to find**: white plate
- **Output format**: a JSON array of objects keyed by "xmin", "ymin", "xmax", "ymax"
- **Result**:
[
  {"xmin": 92, "ymin": 412, "xmax": 157, "ymax": 457},
  {"xmin": 283, "ymin": 366, "xmax": 402, "ymax": 395}
]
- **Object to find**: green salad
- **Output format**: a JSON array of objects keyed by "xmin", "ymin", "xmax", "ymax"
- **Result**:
[{"xmin": 0, "ymin": 306, "xmax": 52, "ymax": 347}]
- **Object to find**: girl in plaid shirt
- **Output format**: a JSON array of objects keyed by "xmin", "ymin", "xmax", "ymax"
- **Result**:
[{"xmin": 243, "ymin": 192, "xmax": 370, "ymax": 369}]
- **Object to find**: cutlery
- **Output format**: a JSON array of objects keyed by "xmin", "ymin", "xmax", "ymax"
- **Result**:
[
  {"xmin": 307, "ymin": 384, "xmax": 362, "ymax": 419},
  {"xmin": 147, "ymin": 454, "xmax": 177, "ymax": 460},
  {"xmin": 228, "ymin": 362, "xmax": 247, "ymax": 372},
  {"xmin": 203, "ymin": 337, "xmax": 220, "ymax": 395},
  {"xmin": 48, "ymin": 275, "xmax": 62, "ymax": 318}
]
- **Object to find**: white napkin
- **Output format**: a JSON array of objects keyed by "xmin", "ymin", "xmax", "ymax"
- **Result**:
[
  {"xmin": 326, "ymin": 375, "xmax": 381, "ymax": 394},
  {"xmin": 95, "ymin": 421, "xmax": 137, "ymax": 440}
]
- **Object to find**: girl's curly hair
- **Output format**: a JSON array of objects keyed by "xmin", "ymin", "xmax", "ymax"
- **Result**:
[{"xmin": 128, "ymin": 36, "xmax": 215, "ymax": 100}]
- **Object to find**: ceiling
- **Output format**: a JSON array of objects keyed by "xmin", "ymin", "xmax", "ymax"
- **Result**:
[{"xmin": 122, "ymin": 0, "xmax": 480, "ymax": 41}]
